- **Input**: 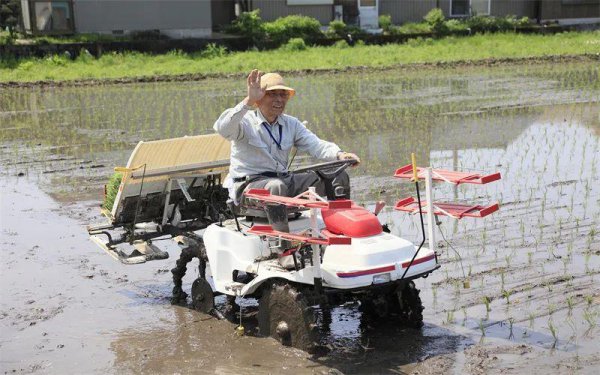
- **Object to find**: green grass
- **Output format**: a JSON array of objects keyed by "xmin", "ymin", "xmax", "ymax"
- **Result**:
[
  {"xmin": 1, "ymin": 31, "xmax": 599, "ymax": 83},
  {"xmin": 0, "ymin": 30, "xmax": 131, "ymax": 45}
]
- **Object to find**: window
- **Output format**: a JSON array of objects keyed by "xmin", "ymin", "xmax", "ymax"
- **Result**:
[
  {"xmin": 450, "ymin": 0, "xmax": 470, "ymax": 16},
  {"xmin": 471, "ymin": 0, "xmax": 490, "ymax": 15},
  {"xmin": 28, "ymin": 0, "xmax": 74, "ymax": 34}
]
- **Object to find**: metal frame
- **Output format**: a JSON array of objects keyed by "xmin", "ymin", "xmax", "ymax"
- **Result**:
[{"xmin": 25, "ymin": 0, "xmax": 75, "ymax": 35}]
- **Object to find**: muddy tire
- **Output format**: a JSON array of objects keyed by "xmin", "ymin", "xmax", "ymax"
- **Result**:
[
  {"xmin": 191, "ymin": 277, "xmax": 214, "ymax": 313},
  {"xmin": 359, "ymin": 281, "xmax": 424, "ymax": 328},
  {"xmin": 257, "ymin": 283, "xmax": 318, "ymax": 352},
  {"xmin": 396, "ymin": 281, "xmax": 424, "ymax": 328}
]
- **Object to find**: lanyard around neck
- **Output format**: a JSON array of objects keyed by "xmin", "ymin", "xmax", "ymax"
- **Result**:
[{"xmin": 262, "ymin": 122, "xmax": 283, "ymax": 150}]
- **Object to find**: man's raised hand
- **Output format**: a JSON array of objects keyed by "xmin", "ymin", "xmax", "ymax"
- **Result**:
[{"xmin": 245, "ymin": 69, "xmax": 265, "ymax": 106}]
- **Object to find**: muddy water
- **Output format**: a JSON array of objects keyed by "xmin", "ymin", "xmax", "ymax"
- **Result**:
[{"xmin": 1, "ymin": 61, "xmax": 599, "ymax": 374}]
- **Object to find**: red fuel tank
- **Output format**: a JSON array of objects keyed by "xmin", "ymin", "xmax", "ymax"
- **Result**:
[{"xmin": 321, "ymin": 206, "xmax": 383, "ymax": 238}]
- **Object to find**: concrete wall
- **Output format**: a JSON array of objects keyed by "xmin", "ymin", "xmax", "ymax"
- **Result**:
[
  {"xmin": 73, "ymin": 0, "xmax": 212, "ymax": 37},
  {"xmin": 540, "ymin": 0, "xmax": 600, "ymax": 22},
  {"xmin": 252, "ymin": 0, "xmax": 333, "ymax": 24},
  {"xmin": 490, "ymin": 0, "xmax": 536, "ymax": 18},
  {"xmin": 379, "ymin": 0, "xmax": 437, "ymax": 24}
]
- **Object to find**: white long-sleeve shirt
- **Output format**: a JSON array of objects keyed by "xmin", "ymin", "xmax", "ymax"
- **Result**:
[{"xmin": 214, "ymin": 101, "xmax": 341, "ymax": 178}]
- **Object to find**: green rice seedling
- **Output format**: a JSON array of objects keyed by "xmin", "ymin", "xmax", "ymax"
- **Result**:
[
  {"xmin": 500, "ymin": 270, "xmax": 506, "ymax": 291},
  {"xmin": 102, "ymin": 172, "xmax": 123, "ymax": 211},
  {"xmin": 548, "ymin": 303, "xmax": 557, "ymax": 315},
  {"xmin": 529, "ymin": 312, "xmax": 535, "ymax": 328},
  {"xmin": 527, "ymin": 252, "xmax": 533, "ymax": 266},
  {"xmin": 520, "ymin": 220, "xmax": 526, "ymax": 245},
  {"xmin": 584, "ymin": 295, "xmax": 593, "ymax": 306},
  {"xmin": 547, "ymin": 320, "xmax": 558, "ymax": 346},
  {"xmin": 583, "ymin": 308, "xmax": 597, "ymax": 330},
  {"xmin": 483, "ymin": 296, "xmax": 491, "ymax": 312},
  {"xmin": 557, "ymin": 217, "xmax": 563, "ymax": 239},
  {"xmin": 562, "ymin": 257, "xmax": 570, "ymax": 275},
  {"xmin": 566, "ymin": 296, "xmax": 575, "ymax": 315},
  {"xmin": 479, "ymin": 319, "xmax": 486, "ymax": 336},
  {"xmin": 503, "ymin": 289, "xmax": 512, "ymax": 304},
  {"xmin": 508, "ymin": 317, "xmax": 515, "ymax": 339},
  {"xmin": 446, "ymin": 310, "xmax": 455, "ymax": 324}
]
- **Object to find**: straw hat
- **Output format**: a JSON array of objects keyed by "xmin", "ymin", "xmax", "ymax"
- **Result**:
[{"xmin": 261, "ymin": 73, "xmax": 295, "ymax": 98}]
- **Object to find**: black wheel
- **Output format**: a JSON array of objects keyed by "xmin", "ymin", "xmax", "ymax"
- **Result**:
[
  {"xmin": 257, "ymin": 283, "xmax": 318, "ymax": 352},
  {"xmin": 396, "ymin": 281, "xmax": 424, "ymax": 328},
  {"xmin": 191, "ymin": 277, "xmax": 214, "ymax": 313},
  {"xmin": 359, "ymin": 293, "xmax": 391, "ymax": 319},
  {"xmin": 359, "ymin": 281, "xmax": 424, "ymax": 328}
]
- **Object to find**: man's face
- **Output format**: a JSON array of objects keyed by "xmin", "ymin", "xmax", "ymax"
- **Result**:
[{"xmin": 257, "ymin": 89, "xmax": 290, "ymax": 122}]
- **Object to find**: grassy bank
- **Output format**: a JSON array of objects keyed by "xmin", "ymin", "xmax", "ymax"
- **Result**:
[{"xmin": 1, "ymin": 31, "xmax": 599, "ymax": 83}]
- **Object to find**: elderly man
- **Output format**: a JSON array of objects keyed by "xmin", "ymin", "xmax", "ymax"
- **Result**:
[{"xmin": 214, "ymin": 69, "xmax": 360, "ymax": 235}]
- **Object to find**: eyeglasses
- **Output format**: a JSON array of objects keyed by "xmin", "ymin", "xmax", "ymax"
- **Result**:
[{"xmin": 265, "ymin": 91, "xmax": 290, "ymax": 99}]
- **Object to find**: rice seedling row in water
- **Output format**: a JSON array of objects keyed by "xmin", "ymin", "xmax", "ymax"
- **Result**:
[{"xmin": 1, "ymin": 60, "xmax": 598, "ymax": 353}]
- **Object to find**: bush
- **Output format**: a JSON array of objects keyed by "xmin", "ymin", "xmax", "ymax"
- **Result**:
[
  {"xmin": 0, "ymin": 0, "xmax": 20, "ymax": 37},
  {"xmin": 445, "ymin": 19, "xmax": 469, "ymax": 32},
  {"xmin": 424, "ymin": 8, "xmax": 448, "ymax": 36},
  {"xmin": 201, "ymin": 43, "xmax": 227, "ymax": 58},
  {"xmin": 395, "ymin": 22, "xmax": 431, "ymax": 35},
  {"xmin": 226, "ymin": 10, "xmax": 266, "ymax": 46},
  {"xmin": 46, "ymin": 54, "xmax": 70, "ymax": 66},
  {"xmin": 280, "ymin": 37, "xmax": 307, "ymax": 51},
  {"xmin": 379, "ymin": 14, "xmax": 393, "ymax": 33},
  {"xmin": 327, "ymin": 20, "xmax": 347, "ymax": 38},
  {"xmin": 516, "ymin": 16, "xmax": 531, "ymax": 28},
  {"xmin": 0, "ymin": 31, "xmax": 16, "ymax": 45},
  {"xmin": 466, "ymin": 15, "xmax": 526, "ymax": 33},
  {"xmin": 263, "ymin": 15, "xmax": 322, "ymax": 45}
]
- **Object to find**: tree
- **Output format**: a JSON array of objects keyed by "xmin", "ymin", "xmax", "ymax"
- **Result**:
[{"xmin": 0, "ymin": 0, "xmax": 21, "ymax": 36}]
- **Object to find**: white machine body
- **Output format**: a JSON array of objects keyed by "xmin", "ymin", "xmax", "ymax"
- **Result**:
[{"xmin": 202, "ymin": 212, "xmax": 438, "ymax": 297}]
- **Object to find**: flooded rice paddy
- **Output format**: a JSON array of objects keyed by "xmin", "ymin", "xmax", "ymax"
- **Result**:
[{"xmin": 1, "ymin": 60, "xmax": 599, "ymax": 374}]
